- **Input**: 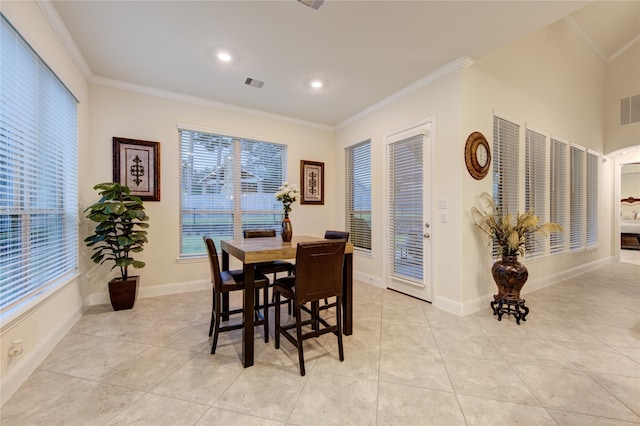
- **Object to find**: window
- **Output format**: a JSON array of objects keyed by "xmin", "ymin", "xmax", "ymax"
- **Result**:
[
  {"xmin": 345, "ymin": 140, "xmax": 371, "ymax": 251},
  {"xmin": 550, "ymin": 138, "xmax": 567, "ymax": 254},
  {"xmin": 524, "ymin": 128, "xmax": 546, "ymax": 257},
  {"xmin": 586, "ymin": 150, "xmax": 598, "ymax": 247},
  {"xmin": 492, "ymin": 116, "xmax": 520, "ymax": 255},
  {"xmin": 570, "ymin": 145, "xmax": 585, "ymax": 251},
  {"xmin": 179, "ymin": 128, "xmax": 286, "ymax": 256},
  {"xmin": 0, "ymin": 15, "xmax": 78, "ymax": 310}
]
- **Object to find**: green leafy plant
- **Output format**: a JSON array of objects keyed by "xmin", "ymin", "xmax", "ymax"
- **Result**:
[
  {"xmin": 84, "ymin": 182, "xmax": 150, "ymax": 279},
  {"xmin": 471, "ymin": 192, "xmax": 562, "ymax": 257}
]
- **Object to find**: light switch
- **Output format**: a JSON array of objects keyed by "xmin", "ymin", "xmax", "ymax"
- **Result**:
[
  {"xmin": 441, "ymin": 212, "xmax": 448, "ymax": 223},
  {"xmin": 438, "ymin": 199, "xmax": 447, "ymax": 209}
]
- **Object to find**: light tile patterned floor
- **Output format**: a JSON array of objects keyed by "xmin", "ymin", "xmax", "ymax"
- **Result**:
[{"xmin": 2, "ymin": 260, "xmax": 639, "ymax": 425}]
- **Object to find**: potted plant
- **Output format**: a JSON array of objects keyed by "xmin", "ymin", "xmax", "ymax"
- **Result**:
[
  {"xmin": 84, "ymin": 182, "xmax": 150, "ymax": 310},
  {"xmin": 471, "ymin": 192, "xmax": 562, "ymax": 302}
]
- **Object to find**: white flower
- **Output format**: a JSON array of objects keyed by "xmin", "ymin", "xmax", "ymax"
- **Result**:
[{"xmin": 275, "ymin": 182, "xmax": 300, "ymax": 215}]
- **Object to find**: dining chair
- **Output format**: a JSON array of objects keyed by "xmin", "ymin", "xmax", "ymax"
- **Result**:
[
  {"xmin": 273, "ymin": 241, "xmax": 346, "ymax": 376},
  {"xmin": 321, "ymin": 230, "xmax": 350, "ymax": 308},
  {"xmin": 243, "ymin": 229, "xmax": 295, "ymax": 313},
  {"xmin": 203, "ymin": 235, "xmax": 270, "ymax": 354}
]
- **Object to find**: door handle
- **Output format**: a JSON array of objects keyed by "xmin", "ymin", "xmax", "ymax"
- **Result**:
[{"xmin": 424, "ymin": 233, "xmax": 431, "ymax": 238}]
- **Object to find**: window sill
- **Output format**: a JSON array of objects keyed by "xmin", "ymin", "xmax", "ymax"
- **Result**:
[
  {"xmin": 176, "ymin": 255, "xmax": 207, "ymax": 264},
  {"xmin": 0, "ymin": 271, "xmax": 79, "ymax": 334}
]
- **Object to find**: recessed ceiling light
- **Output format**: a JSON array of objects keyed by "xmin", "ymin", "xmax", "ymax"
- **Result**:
[
  {"xmin": 311, "ymin": 80, "xmax": 323, "ymax": 89},
  {"xmin": 217, "ymin": 52, "xmax": 232, "ymax": 62}
]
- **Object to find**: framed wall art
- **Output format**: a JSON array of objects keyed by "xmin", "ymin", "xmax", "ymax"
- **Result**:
[
  {"xmin": 300, "ymin": 160, "xmax": 324, "ymax": 205},
  {"xmin": 113, "ymin": 137, "xmax": 161, "ymax": 201}
]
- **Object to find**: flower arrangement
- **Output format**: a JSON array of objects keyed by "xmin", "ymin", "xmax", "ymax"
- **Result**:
[
  {"xmin": 274, "ymin": 182, "xmax": 300, "ymax": 217},
  {"xmin": 471, "ymin": 192, "xmax": 562, "ymax": 257}
]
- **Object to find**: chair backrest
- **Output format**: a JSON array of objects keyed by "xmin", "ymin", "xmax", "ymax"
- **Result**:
[
  {"xmin": 203, "ymin": 235, "xmax": 222, "ymax": 292},
  {"xmin": 244, "ymin": 229, "xmax": 276, "ymax": 238},
  {"xmin": 294, "ymin": 241, "xmax": 346, "ymax": 305},
  {"xmin": 324, "ymin": 230, "xmax": 350, "ymax": 241}
]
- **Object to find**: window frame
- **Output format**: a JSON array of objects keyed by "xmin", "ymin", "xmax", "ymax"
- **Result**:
[
  {"xmin": 345, "ymin": 139, "xmax": 372, "ymax": 252},
  {"xmin": 178, "ymin": 127, "xmax": 287, "ymax": 257},
  {"xmin": 0, "ymin": 14, "xmax": 79, "ymax": 317},
  {"xmin": 491, "ymin": 114, "xmax": 600, "ymax": 259}
]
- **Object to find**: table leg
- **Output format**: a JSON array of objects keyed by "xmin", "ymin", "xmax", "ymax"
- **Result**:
[
  {"xmin": 242, "ymin": 262, "xmax": 255, "ymax": 368},
  {"xmin": 342, "ymin": 252, "xmax": 353, "ymax": 335},
  {"xmin": 221, "ymin": 250, "xmax": 230, "ymax": 321}
]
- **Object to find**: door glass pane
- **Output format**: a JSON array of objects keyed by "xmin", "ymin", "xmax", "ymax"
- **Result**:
[{"xmin": 388, "ymin": 135, "xmax": 424, "ymax": 282}]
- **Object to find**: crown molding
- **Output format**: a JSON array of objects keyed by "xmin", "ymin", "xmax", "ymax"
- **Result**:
[
  {"xmin": 36, "ymin": 0, "xmax": 93, "ymax": 80},
  {"xmin": 336, "ymin": 57, "xmax": 474, "ymax": 130},
  {"xmin": 610, "ymin": 35, "xmax": 640, "ymax": 62},
  {"xmin": 91, "ymin": 76, "xmax": 333, "ymax": 131}
]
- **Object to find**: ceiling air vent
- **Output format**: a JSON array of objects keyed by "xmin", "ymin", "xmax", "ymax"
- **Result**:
[
  {"xmin": 297, "ymin": 0, "xmax": 324, "ymax": 11},
  {"xmin": 620, "ymin": 95, "xmax": 640, "ymax": 125},
  {"xmin": 245, "ymin": 78, "xmax": 265, "ymax": 89}
]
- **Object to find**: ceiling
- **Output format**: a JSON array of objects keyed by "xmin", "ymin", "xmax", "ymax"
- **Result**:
[{"xmin": 46, "ymin": 0, "xmax": 640, "ymax": 128}]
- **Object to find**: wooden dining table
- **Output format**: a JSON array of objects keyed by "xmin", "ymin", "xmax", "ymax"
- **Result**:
[{"xmin": 220, "ymin": 235, "xmax": 354, "ymax": 368}]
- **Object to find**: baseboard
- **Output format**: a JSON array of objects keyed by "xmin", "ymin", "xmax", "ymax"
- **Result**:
[
  {"xmin": 521, "ymin": 256, "xmax": 613, "ymax": 295},
  {"xmin": 435, "ymin": 256, "xmax": 614, "ymax": 317},
  {"xmin": 0, "ymin": 305, "xmax": 83, "ymax": 406},
  {"xmin": 433, "ymin": 294, "xmax": 493, "ymax": 316},
  {"xmin": 353, "ymin": 271, "xmax": 385, "ymax": 289},
  {"xmin": 88, "ymin": 279, "xmax": 210, "ymax": 306}
]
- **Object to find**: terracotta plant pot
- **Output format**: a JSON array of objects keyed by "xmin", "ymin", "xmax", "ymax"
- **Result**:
[
  {"xmin": 108, "ymin": 276, "xmax": 139, "ymax": 311},
  {"xmin": 491, "ymin": 255, "xmax": 528, "ymax": 301}
]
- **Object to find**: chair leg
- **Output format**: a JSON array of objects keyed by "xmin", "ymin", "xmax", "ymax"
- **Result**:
[
  {"xmin": 274, "ymin": 291, "xmax": 281, "ymax": 349},
  {"xmin": 208, "ymin": 288, "xmax": 215, "ymax": 337},
  {"xmin": 336, "ymin": 296, "xmax": 344, "ymax": 362},
  {"xmin": 263, "ymin": 285, "xmax": 269, "ymax": 343},
  {"xmin": 311, "ymin": 301, "xmax": 319, "ymax": 331},
  {"xmin": 296, "ymin": 304, "xmax": 306, "ymax": 376},
  {"xmin": 211, "ymin": 292, "xmax": 222, "ymax": 354}
]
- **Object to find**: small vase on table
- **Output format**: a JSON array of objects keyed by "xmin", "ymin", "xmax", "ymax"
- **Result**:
[{"xmin": 281, "ymin": 213, "xmax": 293, "ymax": 242}]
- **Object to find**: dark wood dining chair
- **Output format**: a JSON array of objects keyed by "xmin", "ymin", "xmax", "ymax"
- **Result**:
[
  {"xmin": 203, "ymin": 235, "xmax": 270, "ymax": 354},
  {"xmin": 273, "ymin": 241, "xmax": 346, "ymax": 376},
  {"xmin": 321, "ymin": 230, "xmax": 349, "ymax": 307},
  {"xmin": 243, "ymin": 229, "xmax": 295, "ymax": 313},
  {"xmin": 324, "ymin": 230, "xmax": 350, "ymax": 241}
]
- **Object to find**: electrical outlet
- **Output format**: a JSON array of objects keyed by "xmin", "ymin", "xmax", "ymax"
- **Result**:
[{"xmin": 8, "ymin": 340, "xmax": 23, "ymax": 357}]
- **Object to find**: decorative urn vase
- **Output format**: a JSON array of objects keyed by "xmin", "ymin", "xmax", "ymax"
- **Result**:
[
  {"xmin": 281, "ymin": 214, "xmax": 293, "ymax": 242},
  {"xmin": 491, "ymin": 254, "xmax": 528, "ymax": 301}
]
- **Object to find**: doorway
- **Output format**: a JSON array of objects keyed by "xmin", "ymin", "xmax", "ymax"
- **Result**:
[{"xmin": 385, "ymin": 120, "xmax": 433, "ymax": 302}]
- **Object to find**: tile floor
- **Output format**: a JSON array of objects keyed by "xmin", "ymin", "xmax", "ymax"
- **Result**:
[{"xmin": 2, "ymin": 260, "xmax": 639, "ymax": 425}]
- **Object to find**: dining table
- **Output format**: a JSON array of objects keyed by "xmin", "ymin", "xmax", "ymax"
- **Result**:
[{"xmin": 220, "ymin": 235, "xmax": 354, "ymax": 368}]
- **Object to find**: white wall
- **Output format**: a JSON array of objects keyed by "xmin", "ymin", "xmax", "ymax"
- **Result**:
[
  {"xmin": 0, "ymin": 0, "xmax": 90, "ymax": 404},
  {"xmin": 84, "ymin": 84, "xmax": 336, "ymax": 301},
  {"xmin": 605, "ymin": 41, "xmax": 640, "ymax": 155},
  {"xmin": 335, "ymin": 67, "xmax": 466, "ymax": 308},
  {"xmin": 336, "ymin": 19, "xmax": 617, "ymax": 315},
  {"xmin": 462, "ymin": 19, "xmax": 611, "ymax": 307}
]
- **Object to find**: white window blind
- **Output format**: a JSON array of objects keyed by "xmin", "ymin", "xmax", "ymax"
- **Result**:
[
  {"xmin": 345, "ymin": 140, "xmax": 371, "ymax": 251},
  {"xmin": 179, "ymin": 129, "xmax": 285, "ymax": 255},
  {"xmin": 492, "ymin": 116, "xmax": 520, "ymax": 256},
  {"xmin": 0, "ymin": 15, "xmax": 78, "ymax": 310},
  {"xmin": 550, "ymin": 138, "xmax": 567, "ymax": 254},
  {"xmin": 387, "ymin": 134, "xmax": 424, "ymax": 282},
  {"xmin": 525, "ymin": 129, "xmax": 546, "ymax": 257},
  {"xmin": 586, "ymin": 150, "xmax": 599, "ymax": 247},
  {"xmin": 570, "ymin": 145, "xmax": 585, "ymax": 251}
]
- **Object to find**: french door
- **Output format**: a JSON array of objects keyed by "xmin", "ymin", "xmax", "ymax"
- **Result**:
[{"xmin": 386, "ymin": 120, "xmax": 432, "ymax": 301}]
